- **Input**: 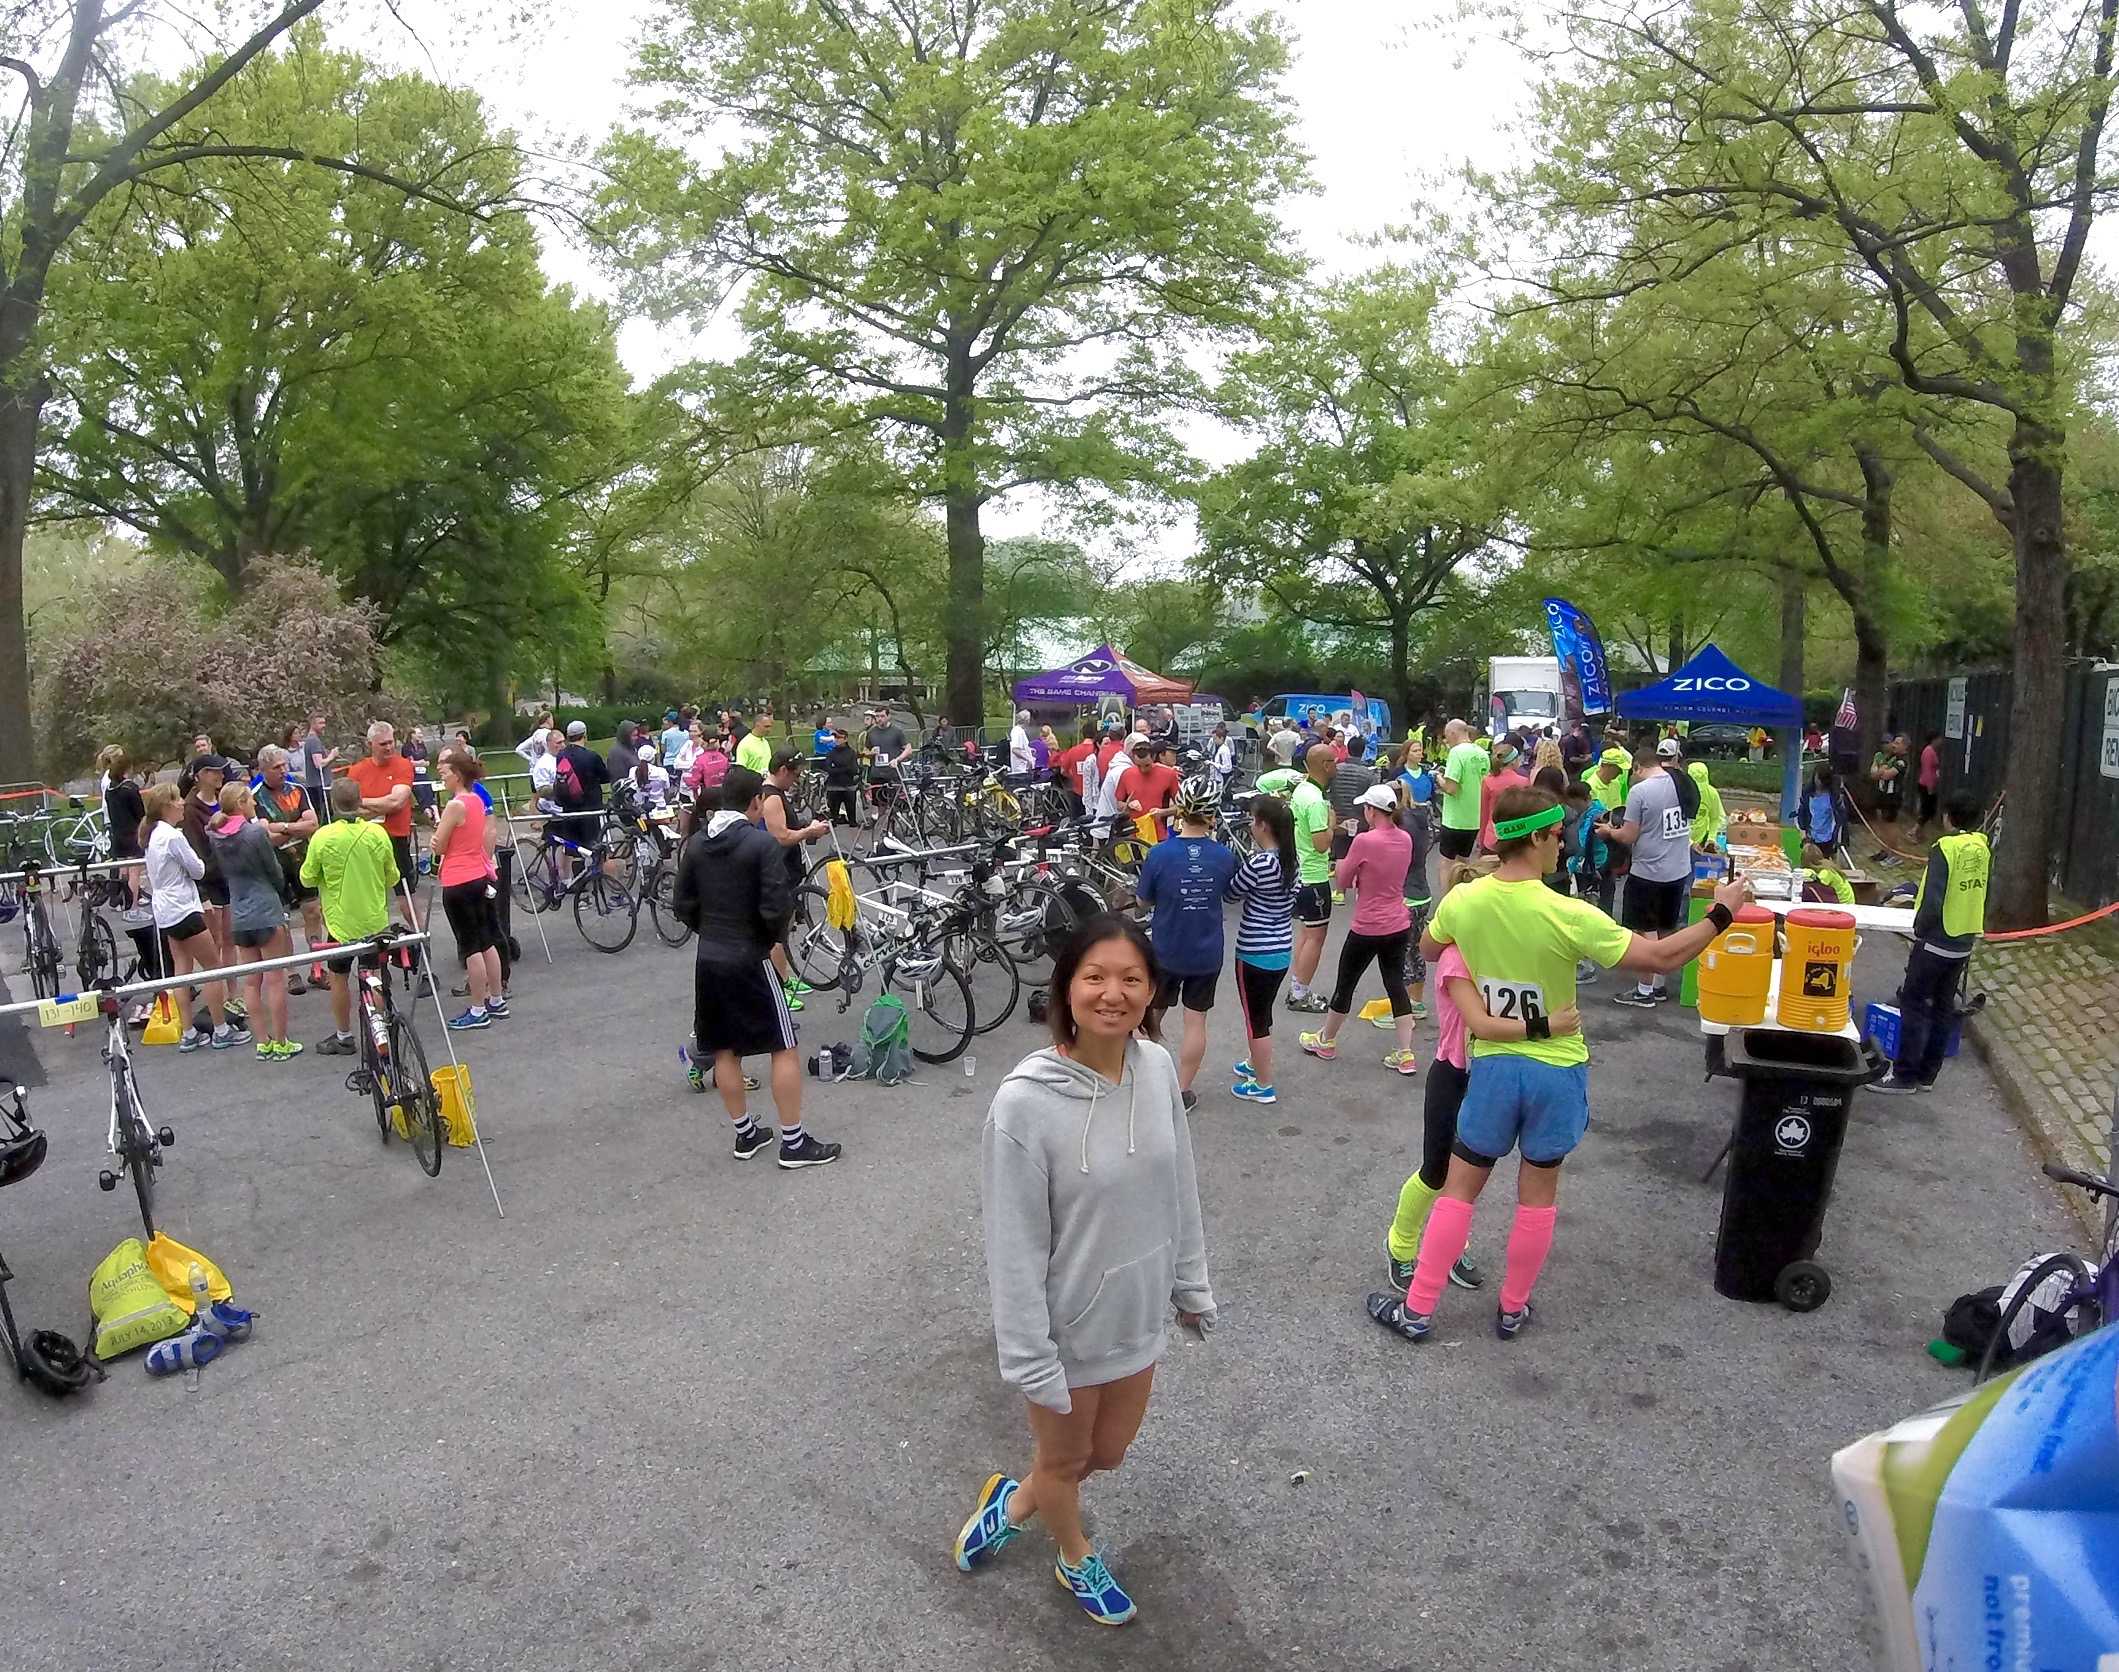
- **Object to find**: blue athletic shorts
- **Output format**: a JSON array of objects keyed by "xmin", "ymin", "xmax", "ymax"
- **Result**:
[{"xmin": 1453, "ymin": 1055, "xmax": 1592, "ymax": 1166}]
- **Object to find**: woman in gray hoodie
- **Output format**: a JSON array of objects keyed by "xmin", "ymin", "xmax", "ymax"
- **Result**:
[{"xmin": 954, "ymin": 915, "xmax": 1215, "ymax": 1627}]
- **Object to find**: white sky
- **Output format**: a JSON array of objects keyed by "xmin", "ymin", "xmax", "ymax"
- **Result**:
[{"xmin": 336, "ymin": 0, "xmax": 1529, "ymax": 565}]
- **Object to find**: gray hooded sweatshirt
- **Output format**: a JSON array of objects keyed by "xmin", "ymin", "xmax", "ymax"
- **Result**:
[{"xmin": 981, "ymin": 1041, "xmax": 1215, "ymax": 1412}]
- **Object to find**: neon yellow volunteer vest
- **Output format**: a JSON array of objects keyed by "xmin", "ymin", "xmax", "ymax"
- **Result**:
[{"xmin": 1914, "ymin": 832, "xmax": 1989, "ymax": 939}]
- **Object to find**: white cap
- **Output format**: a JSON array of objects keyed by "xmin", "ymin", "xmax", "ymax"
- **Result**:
[
  {"xmin": 1355, "ymin": 784, "xmax": 1398, "ymax": 812},
  {"xmin": 1656, "ymin": 737, "xmax": 1681, "ymax": 758}
]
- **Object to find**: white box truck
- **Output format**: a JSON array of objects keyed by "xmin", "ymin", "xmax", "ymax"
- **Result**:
[{"xmin": 1485, "ymin": 656, "xmax": 1566, "ymax": 737}]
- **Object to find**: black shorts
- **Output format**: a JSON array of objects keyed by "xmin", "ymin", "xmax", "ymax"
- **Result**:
[
  {"xmin": 324, "ymin": 945, "xmax": 387, "ymax": 977},
  {"xmin": 232, "ymin": 925, "xmax": 282, "ymax": 950},
  {"xmin": 278, "ymin": 857, "xmax": 316, "ymax": 901},
  {"xmin": 1157, "ymin": 970, "xmax": 1219, "ymax": 1013},
  {"xmin": 389, "ymin": 834, "xmax": 415, "ymax": 894},
  {"xmin": 694, "ymin": 956, "xmax": 800, "ymax": 1059},
  {"xmin": 1294, "ymin": 882, "xmax": 1334, "ymax": 927},
  {"xmin": 1437, "ymin": 825, "xmax": 1477, "ymax": 860},
  {"xmin": 1621, "ymin": 875, "xmax": 1689, "ymax": 935},
  {"xmin": 1329, "ymin": 828, "xmax": 1354, "ymax": 865},
  {"xmin": 200, "ymin": 878, "xmax": 230, "ymax": 909},
  {"xmin": 163, "ymin": 912, "xmax": 207, "ymax": 944},
  {"xmin": 1234, "ymin": 959, "xmax": 1287, "ymax": 1039},
  {"xmin": 441, "ymin": 880, "xmax": 500, "ymax": 958}
]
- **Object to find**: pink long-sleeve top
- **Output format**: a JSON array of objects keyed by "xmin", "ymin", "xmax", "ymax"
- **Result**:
[{"xmin": 1333, "ymin": 823, "xmax": 1412, "ymax": 936}]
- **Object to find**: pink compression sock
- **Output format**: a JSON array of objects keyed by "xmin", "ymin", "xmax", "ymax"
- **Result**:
[
  {"xmin": 1500, "ymin": 1205, "xmax": 1558, "ymax": 1315},
  {"xmin": 1406, "ymin": 1196, "xmax": 1475, "ymax": 1315}
]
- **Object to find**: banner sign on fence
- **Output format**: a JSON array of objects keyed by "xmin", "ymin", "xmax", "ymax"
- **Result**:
[
  {"xmin": 1945, "ymin": 677, "xmax": 1967, "ymax": 740},
  {"xmin": 1542, "ymin": 597, "xmax": 1612, "ymax": 719},
  {"xmin": 2101, "ymin": 680, "xmax": 2119, "ymax": 780}
]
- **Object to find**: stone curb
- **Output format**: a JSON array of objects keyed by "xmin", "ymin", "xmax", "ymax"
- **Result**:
[{"xmin": 1967, "ymin": 1014, "xmax": 2109, "ymax": 1247}]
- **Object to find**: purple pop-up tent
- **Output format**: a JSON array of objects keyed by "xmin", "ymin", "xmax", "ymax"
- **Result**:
[{"xmin": 1011, "ymin": 644, "xmax": 1194, "ymax": 706}]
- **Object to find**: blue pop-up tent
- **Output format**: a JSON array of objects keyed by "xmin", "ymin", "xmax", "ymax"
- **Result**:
[{"xmin": 1615, "ymin": 644, "xmax": 1800, "ymax": 726}]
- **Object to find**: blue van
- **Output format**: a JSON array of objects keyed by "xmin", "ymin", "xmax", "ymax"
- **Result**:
[{"xmin": 1260, "ymin": 692, "xmax": 1394, "ymax": 740}]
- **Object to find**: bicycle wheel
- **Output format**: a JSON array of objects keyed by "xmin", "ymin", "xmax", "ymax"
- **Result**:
[
  {"xmin": 975, "ymin": 786, "xmax": 1022, "ymax": 839},
  {"xmin": 915, "ymin": 783, "xmax": 960, "ymax": 846},
  {"xmin": 25, "ymin": 911, "xmax": 59, "ymax": 999},
  {"xmin": 896, "ymin": 952, "xmax": 975, "ymax": 1063},
  {"xmin": 1975, "ymin": 1252, "xmax": 2098, "ymax": 1382},
  {"xmin": 389, "ymin": 1013, "xmax": 443, "ymax": 1177},
  {"xmin": 75, "ymin": 913, "xmax": 116, "ymax": 991},
  {"xmin": 647, "ymin": 864, "xmax": 693, "ymax": 948},
  {"xmin": 363, "ymin": 1020, "xmax": 394, "ymax": 1139},
  {"xmin": 574, "ymin": 871, "xmax": 639, "ymax": 953},
  {"xmin": 523, "ymin": 848, "xmax": 567, "ymax": 913},
  {"xmin": 116, "ymin": 1066, "xmax": 157, "ymax": 1236},
  {"xmin": 993, "ymin": 878, "xmax": 1076, "ymax": 983},
  {"xmin": 785, "ymin": 885, "xmax": 848, "ymax": 991},
  {"xmin": 955, "ymin": 929, "xmax": 1019, "ymax": 1034}
]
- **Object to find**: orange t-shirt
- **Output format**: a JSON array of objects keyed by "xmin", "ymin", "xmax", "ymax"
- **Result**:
[{"xmin": 343, "ymin": 754, "xmax": 416, "ymax": 837}]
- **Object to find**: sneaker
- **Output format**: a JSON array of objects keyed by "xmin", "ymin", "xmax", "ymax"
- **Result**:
[
  {"xmin": 1867, "ymin": 1073, "xmax": 1925, "ymax": 1095},
  {"xmin": 1496, "ymin": 1301, "xmax": 1535, "ymax": 1341},
  {"xmin": 1055, "ymin": 1552, "xmax": 1136, "ymax": 1627},
  {"xmin": 953, "ymin": 1473, "xmax": 1024, "ymax": 1572},
  {"xmin": 178, "ymin": 1028, "xmax": 208, "ymax": 1054},
  {"xmin": 1386, "ymin": 1245, "xmax": 1416, "ymax": 1290},
  {"xmin": 1285, "ymin": 991, "xmax": 1328, "ymax": 1013},
  {"xmin": 1612, "ymin": 988, "xmax": 1659, "ymax": 1009},
  {"xmin": 278, "ymin": 1040, "xmax": 304, "ymax": 1061},
  {"xmin": 285, "ymin": 972, "xmax": 308, "ymax": 996},
  {"xmin": 1449, "ymin": 1253, "xmax": 1484, "ymax": 1290},
  {"xmin": 486, "ymin": 997, "xmax": 510, "ymax": 1019},
  {"xmin": 782, "ymin": 988, "xmax": 805, "ymax": 1013},
  {"xmin": 784, "ymin": 977, "xmax": 815, "ymax": 997},
  {"xmin": 1233, "ymin": 1059, "xmax": 1254, "ymax": 1081},
  {"xmin": 1575, "ymin": 960, "xmax": 1599, "ymax": 985},
  {"xmin": 1181, "ymin": 1089, "xmax": 1199, "ymax": 1114},
  {"xmin": 315, "ymin": 1032, "xmax": 357, "ymax": 1057},
  {"xmin": 778, "ymin": 1133, "xmax": 842, "ymax": 1170},
  {"xmin": 687, "ymin": 1060, "xmax": 708, "ymax": 1093},
  {"xmin": 1231, "ymin": 1079, "xmax": 1277, "ymax": 1105},
  {"xmin": 1383, "ymin": 1049, "xmax": 1419, "ymax": 1076},
  {"xmin": 450, "ymin": 980, "xmax": 471, "ymax": 998},
  {"xmin": 1298, "ymin": 1031, "xmax": 1337, "ymax": 1061},
  {"xmin": 1365, "ymin": 1291, "xmax": 1432, "ymax": 1343},
  {"xmin": 446, "ymin": 1009, "xmax": 492, "ymax": 1031},
  {"xmin": 1369, "ymin": 1010, "xmax": 1396, "ymax": 1030},
  {"xmin": 731, "ymin": 1125, "xmax": 775, "ymax": 1161},
  {"xmin": 222, "ymin": 999, "xmax": 248, "ymax": 1023},
  {"xmin": 1408, "ymin": 1000, "xmax": 1427, "ymax": 1021},
  {"xmin": 255, "ymin": 1042, "xmax": 275, "ymax": 1062},
  {"xmin": 211, "ymin": 1023, "xmax": 251, "ymax": 1049},
  {"xmin": 1331, "ymin": 889, "xmax": 1346, "ymax": 906}
]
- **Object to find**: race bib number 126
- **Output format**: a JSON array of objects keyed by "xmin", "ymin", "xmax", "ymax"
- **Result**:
[{"xmin": 1479, "ymin": 979, "xmax": 1546, "ymax": 1023}]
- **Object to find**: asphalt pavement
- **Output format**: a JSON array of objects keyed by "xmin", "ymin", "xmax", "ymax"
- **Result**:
[{"xmin": 0, "ymin": 880, "xmax": 2081, "ymax": 1672}]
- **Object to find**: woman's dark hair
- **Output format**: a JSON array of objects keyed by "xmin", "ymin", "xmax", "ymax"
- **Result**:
[
  {"xmin": 438, "ymin": 744, "xmax": 483, "ymax": 784},
  {"xmin": 1532, "ymin": 765, "xmax": 1567, "ymax": 796},
  {"xmin": 1047, "ymin": 913, "xmax": 1163, "ymax": 1047},
  {"xmin": 1247, "ymin": 793, "xmax": 1297, "ymax": 892}
]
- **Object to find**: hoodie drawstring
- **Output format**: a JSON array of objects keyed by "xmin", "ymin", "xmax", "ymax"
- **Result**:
[{"xmin": 1077, "ymin": 1060, "xmax": 1139, "ymax": 1172}]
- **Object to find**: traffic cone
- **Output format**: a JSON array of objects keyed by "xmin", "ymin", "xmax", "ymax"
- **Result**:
[{"xmin": 142, "ymin": 993, "xmax": 183, "ymax": 1046}]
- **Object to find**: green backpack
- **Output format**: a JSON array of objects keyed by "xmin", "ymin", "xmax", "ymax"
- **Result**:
[{"xmin": 853, "ymin": 994, "xmax": 914, "ymax": 1085}]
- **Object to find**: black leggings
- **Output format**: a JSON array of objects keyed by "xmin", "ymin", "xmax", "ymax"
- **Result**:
[
  {"xmin": 1329, "ymin": 928, "xmax": 1412, "ymax": 1016},
  {"xmin": 1420, "ymin": 1057, "xmax": 1470, "ymax": 1189},
  {"xmin": 825, "ymin": 787, "xmax": 858, "ymax": 826}
]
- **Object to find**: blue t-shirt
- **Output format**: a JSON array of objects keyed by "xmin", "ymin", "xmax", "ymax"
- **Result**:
[
  {"xmin": 1137, "ymin": 832, "xmax": 1239, "ymax": 977},
  {"xmin": 661, "ymin": 725, "xmax": 686, "ymax": 763},
  {"xmin": 1401, "ymin": 767, "xmax": 1434, "ymax": 805},
  {"xmin": 812, "ymin": 727, "xmax": 834, "ymax": 756},
  {"xmin": 471, "ymin": 781, "xmax": 492, "ymax": 810}
]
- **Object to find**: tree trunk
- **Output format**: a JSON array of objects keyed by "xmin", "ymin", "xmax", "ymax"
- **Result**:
[
  {"xmin": 1667, "ymin": 611, "xmax": 1686, "ymax": 675},
  {"xmin": 1853, "ymin": 448, "xmax": 1893, "ymax": 768},
  {"xmin": 1776, "ymin": 565, "xmax": 1806, "ymax": 818},
  {"xmin": 941, "ymin": 375, "xmax": 984, "ymax": 733},
  {"xmin": 0, "ymin": 382, "xmax": 40, "ymax": 786},
  {"xmin": 1852, "ymin": 626, "xmax": 1889, "ymax": 806},
  {"xmin": 1991, "ymin": 432, "xmax": 2069, "ymax": 928},
  {"xmin": 1388, "ymin": 609, "xmax": 1414, "ymax": 745}
]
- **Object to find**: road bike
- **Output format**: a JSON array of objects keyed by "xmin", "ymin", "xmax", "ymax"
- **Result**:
[
  {"xmin": 66, "ymin": 859, "xmax": 118, "ymax": 993},
  {"xmin": 516, "ymin": 817, "xmax": 639, "ymax": 954},
  {"xmin": 15, "ymin": 860, "xmax": 62, "ymax": 1000},
  {"xmin": 342, "ymin": 936, "xmax": 443, "ymax": 1177},
  {"xmin": 784, "ymin": 888, "xmax": 977, "ymax": 1064},
  {"xmin": 90, "ymin": 981, "xmax": 176, "ymax": 1234},
  {"xmin": 42, "ymin": 798, "xmax": 109, "ymax": 870},
  {"xmin": 1975, "ymin": 1161, "xmax": 2118, "ymax": 1381}
]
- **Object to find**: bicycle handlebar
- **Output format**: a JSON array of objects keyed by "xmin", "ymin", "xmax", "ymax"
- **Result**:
[{"xmin": 2042, "ymin": 1160, "xmax": 2119, "ymax": 1200}]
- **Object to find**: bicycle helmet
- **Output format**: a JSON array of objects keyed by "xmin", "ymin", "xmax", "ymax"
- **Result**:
[
  {"xmin": 0, "ymin": 1080, "xmax": 43, "ymax": 1188},
  {"xmin": 1169, "ymin": 782, "xmax": 1219, "ymax": 824},
  {"xmin": 17, "ymin": 1328, "xmax": 103, "ymax": 1397}
]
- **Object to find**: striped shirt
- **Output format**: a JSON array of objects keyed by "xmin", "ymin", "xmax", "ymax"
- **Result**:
[{"xmin": 1229, "ymin": 848, "xmax": 1296, "ymax": 968}]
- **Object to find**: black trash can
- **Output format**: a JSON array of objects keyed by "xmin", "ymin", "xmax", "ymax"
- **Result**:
[{"xmin": 1712, "ymin": 1029, "xmax": 1881, "ymax": 1307}]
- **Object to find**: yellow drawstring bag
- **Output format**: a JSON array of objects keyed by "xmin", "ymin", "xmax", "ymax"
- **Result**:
[
  {"xmin": 144, "ymin": 1231, "xmax": 232, "ymax": 1314},
  {"xmin": 141, "ymin": 992, "xmax": 183, "ymax": 1046},
  {"xmin": 825, "ymin": 860, "xmax": 857, "ymax": 931},
  {"xmin": 89, "ymin": 1238, "xmax": 189, "ymax": 1357}
]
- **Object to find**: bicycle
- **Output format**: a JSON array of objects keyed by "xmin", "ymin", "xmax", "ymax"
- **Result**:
[
  {"xmin": 67, "ymin": 858, "xmax": 118, "ymax": 994},
  {"xmin": 90, "ymin": 980, "xmax": 177, "ymax": 1234},
  {"xmin": 784, "ymin": 885, "xmax": 977, "ymax": 1063},
  {"xmin": 42, "ymin": 797, "xmax": 109, "ymax": 870},
  {"xmin": 342, "ymin": 934, "xmax": 444, "ymax": 1178},
  {"xmin": 15, "ymin": 860, "xmax": 61, "ymax": 1000},
  {"xmin": 1975, "ymin": 1161, "xmax": 2118, "ymax": 1382},
  {"xmin": 516, "ymin": 816, "xmax": 639, "ymax": 953}
]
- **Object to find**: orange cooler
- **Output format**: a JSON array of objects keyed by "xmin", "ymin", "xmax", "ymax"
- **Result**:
[
  {"xmin": 1697, "ymin": 904, "xmax": 1777, "ymax": 1026},
  {"xmin": 1778, "ymin": 908, "xmax": 1857, "ymax": 1032}
]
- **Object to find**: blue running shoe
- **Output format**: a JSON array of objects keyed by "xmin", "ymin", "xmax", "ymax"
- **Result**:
[
  {"xmin": 1232, "ymin": 1059, "xmax": 1254, "ymax": 1081},
  {"xmin": 1496, "ymin": 1301, "xmax": 1534, "ymax": 1341},
  {"xmin": 446, "ymin": 1009, "xmax": 491, "ymax": 1031},
  {"xmin": 1365, "ymin": 1291, "xmax": 1432, "ymax": 1343},
  {"xmin": 1055, "ymin": 1551, "xmax": 1136, "ymax": 1625},
  {"xmin": 953, "ymin": 1472, "xmax": 1024, "ymax": 1572},
  {"xmin": 1231, "ymin": 1079, "xmax": 1276, "ymax": 1105}
]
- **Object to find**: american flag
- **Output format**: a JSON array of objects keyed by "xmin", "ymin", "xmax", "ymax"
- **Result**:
[{"xmin": 1834, "ymin": 688, "xmax": 1857, "ymax": 729}]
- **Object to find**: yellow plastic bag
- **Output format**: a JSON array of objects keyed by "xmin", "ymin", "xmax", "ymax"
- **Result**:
[
  {"xmin": 1133, "ymin": 813, "xmax": 1163, "ymax": 846},
  {"xmin": 141, "ymin": 992, "xmax": 182, "ymax": 1046},
  {"xmin": 89, "ymin": 1237, "xmax": 189, "ymax": 1358},
  {"xmin": 1359, "ymin": 998, "xmax": 1394, "ymax": 1023},
  {"xmin": 825, "ymin": 859, "xmax": 857, "ymax": 932},
  {"xmin": 144, "ymin": 1231, "xmax": 232, "ymax": 1314},
  {"xmin": 431, "ymin": 1064, "xmax": 478, "ymax": 1147}
]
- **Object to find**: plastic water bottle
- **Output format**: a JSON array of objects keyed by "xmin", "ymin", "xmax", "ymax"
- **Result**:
[{"xmin": 187, "ymin": 1261, "xmax": 211, "ymax": 1317}]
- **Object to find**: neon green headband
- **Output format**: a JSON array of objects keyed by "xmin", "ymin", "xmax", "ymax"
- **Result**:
[{"xmin": 1493, "ymin": 803, "xmax": 1566, "ymax": 841}]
